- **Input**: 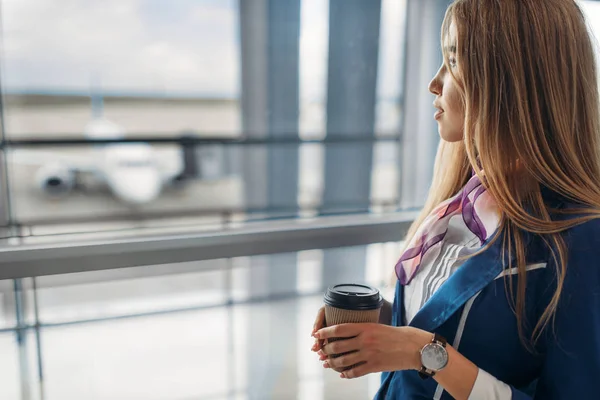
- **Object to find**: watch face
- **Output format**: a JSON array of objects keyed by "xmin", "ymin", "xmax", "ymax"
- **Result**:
[{"xmin": 421, "ymin": 343, "xmax": 449, "ymax": 371}]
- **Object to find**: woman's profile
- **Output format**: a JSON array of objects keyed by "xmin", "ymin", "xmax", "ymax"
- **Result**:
[{"xmin": 311, "ymin": 0, "xmax": 600, "ymax": 399}]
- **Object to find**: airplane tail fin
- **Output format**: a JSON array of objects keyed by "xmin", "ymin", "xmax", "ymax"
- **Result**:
[
  {"xmin": 90, "ymin": 94, "xmax": 104, "ymax": 118},
  {"xmin": 89, "ymin": 73, "xmax": 104, "ymax": 118},
  {"xmin": 178, "ymin": 133, "xmax": 199, "ymax": 180}
]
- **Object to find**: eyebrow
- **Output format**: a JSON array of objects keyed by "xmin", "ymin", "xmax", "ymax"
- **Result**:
[{"xmin": 444, "ymin": 45, "xmax": 457, "ymax": 54}]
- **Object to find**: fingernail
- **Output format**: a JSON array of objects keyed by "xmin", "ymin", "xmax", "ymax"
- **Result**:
[
  {"xmin": 340, "ymin": 373, "xmax": 346, "ymax": 379},
  {"xmin": 323, "ymin": 361, "xmax": 330, "ymax": 369},
  {"xmin": 314, "ymin": 332, "xmax": 321, "ymax": 339}
]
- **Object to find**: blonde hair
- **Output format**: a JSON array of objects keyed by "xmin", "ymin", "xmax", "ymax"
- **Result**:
[{"xmin": 400, "ymin": 0, "xmax": 600, "ymax": 345}]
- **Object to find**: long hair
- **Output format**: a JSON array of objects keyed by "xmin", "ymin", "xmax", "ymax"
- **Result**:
[{"xmin": 402, "ymin": 0, "xmax": 600, "ymax": 345}]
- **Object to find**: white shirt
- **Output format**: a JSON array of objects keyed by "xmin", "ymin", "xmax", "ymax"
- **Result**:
[{"xmin": 403, "ymin": 212, "xmax": 483, "ymax": 325}]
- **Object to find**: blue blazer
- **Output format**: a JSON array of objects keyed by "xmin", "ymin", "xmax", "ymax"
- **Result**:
[{"xmin": 375, "ymin": 203, "xmax": 600, "ymax": 399}]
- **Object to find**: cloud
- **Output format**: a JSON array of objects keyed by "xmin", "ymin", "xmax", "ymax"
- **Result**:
[
  {"xmin": 0, "ymin": 0, "xmax": 406, "ymax": 101},
  {"xmin": 1, "ymin": 0, "xmax": 240, "ymax": 96}
]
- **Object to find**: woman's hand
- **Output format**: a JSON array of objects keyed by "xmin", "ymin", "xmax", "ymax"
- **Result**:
[
  {"xmin": 310, "ymin": 306, "xmax": 326, "ymax": 353},
  {"xmin": 312, "ymin": 323, "xmax": 431, "ymax": 379}
]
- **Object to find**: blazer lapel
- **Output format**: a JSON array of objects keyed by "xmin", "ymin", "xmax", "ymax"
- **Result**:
[{"xmin": 407, "ymin": 234, "xmax": 506, "ymax": 333}]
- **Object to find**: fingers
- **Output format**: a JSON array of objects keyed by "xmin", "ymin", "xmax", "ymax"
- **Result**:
[
  {"xmin": 323, "ymin": 351, "xmax": 365, "ymax": 372},
  {"xmin": 311, "ymin": 307, "xmax": 326, "ymax": 352},
  {"xmin": 321, "ymin": 336, "xmax": 361, "ymax": 357},
  {"xmin": 311, "ymin": 337, "xmax": 325, "ymax": 352},
  {"xmin": 340, "ymin": 362, "xmax": 372, "ymax": 379},
  {"xmin": 311, "ymin": 307, "xmax": 325, "ymax": 334},
  {"xmin": 311, "ymin": 339, "xmax": 319, "ymax": 352},
  {"xmin": 314, "ymin": 323, "xmax": 364, "ymax": 340}
]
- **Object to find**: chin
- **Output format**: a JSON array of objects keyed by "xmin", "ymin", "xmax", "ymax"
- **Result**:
[{"xmin": 438, "ymin": 126, "xmax": 463, "ymax": 143}]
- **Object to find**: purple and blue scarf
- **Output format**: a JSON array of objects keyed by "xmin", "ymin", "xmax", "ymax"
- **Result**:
[{"xmin": 395, "ymin": 174, "xmax": 500, "ymax": 285}]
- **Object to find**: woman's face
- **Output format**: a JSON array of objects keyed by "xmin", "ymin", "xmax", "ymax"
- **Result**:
[{"xmin": 428, "ymin": 22, "xmax": 464, "ymax": 143}]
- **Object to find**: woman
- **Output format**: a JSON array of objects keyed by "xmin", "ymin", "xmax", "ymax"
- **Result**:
[{"xmin": 311, "ymin": 0, "xmax": 600, "ymax": 399}]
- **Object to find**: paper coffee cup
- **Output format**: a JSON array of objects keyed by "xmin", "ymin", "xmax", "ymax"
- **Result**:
[{"xmin": 323, "ymin": 283, "xmax": 383, "ymax": 370}]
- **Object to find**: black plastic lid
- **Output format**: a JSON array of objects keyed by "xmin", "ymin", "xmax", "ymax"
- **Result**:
[{"xmin": 323, "ymin": 283, "xmax": 383, "ymax": 310}]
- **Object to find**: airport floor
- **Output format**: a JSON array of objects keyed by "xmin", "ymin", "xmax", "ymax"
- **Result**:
[{"xmin": 0, "ymin": 294, "xmax": 383, "ymax": 400}]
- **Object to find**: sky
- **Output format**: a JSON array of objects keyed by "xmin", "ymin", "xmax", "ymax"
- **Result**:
[
  {"xmin": 5, "ymin": 1, "xmax": 596, "ymax": 101},
  {"xmin": 1, "ymin": 0, "xmax": 240, "ymax": 97},
  {"xmin": 0, "ymin": 0, "xmax": 405, "ymax": 100}
]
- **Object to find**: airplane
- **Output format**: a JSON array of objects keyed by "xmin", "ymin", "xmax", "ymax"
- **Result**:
[{"xmin": 10, "ymin": 94, "xmax": 199, "ymax": 205}]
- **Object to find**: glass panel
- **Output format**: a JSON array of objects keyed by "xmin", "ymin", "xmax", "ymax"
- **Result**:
[
  {"xmin": 0, "ymin": 242, "xmax": 403, "ymax": 398},
  {"xmin": 0, "ymin": 0, "xmax": 412, "ymax": 239},
  {"xmin": 40, "ymin": 308, "xmax": 231, "ymax": 400},
  {"xmin": 5, "ymin": 143, "xmax": 241, "ymax": 234},
  {"xmin": 231, "ymin": 257, "xmax": 252, "ymax": 303},
  {"xmin": 1, "ymin": 0, "xmax": 240, "ymax": 137},
  {"xmin": 297, "ymin": 249, "xmax": 323, "ymax": 295},
  {"xmin": 31, "ymin": 293, "xmax": 375, "ymax": 400},
  {"xmin": 0, "ymin": 280, "xmax": 16, "ymax": 329},
  {"xmin": 297, "ymin": 294, "xmax": 324, "ymax": 400},
  {"xmin": 299, "ymin": 0, "xmax": 329, "ymax": 138},
  {"xmin": 371, "ymin": 141, "xmax": 400, "ymax": 211},
  {"xmin": 1, "ymin": 0, "xmax": 243, "ymax": 237},
  {"xmin": 27, "ymin": 262, "xmax": 227, "ymax": 325},
  {"xmin": 6, "ymin": 139, "xmax": 401, "ymax": 237},
  {"xmin": 298, "ymin": 143, "xmax": 325, "ymax": 213},
  {"xmin": 0, "ymin": 332, "xmax": 21, "ymax": 400},
  {"xmin": 375, "ymin": 0, "xmax": 408, "ymax": 136}
]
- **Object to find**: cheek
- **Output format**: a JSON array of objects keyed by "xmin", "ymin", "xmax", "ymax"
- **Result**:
[
  {"xmin": 440, "ymin": 81, "xmax": 465, "ymax": 142},
  {"xmin": 444, "ymin": 83, "xmax": 464, "ymax": 117}
]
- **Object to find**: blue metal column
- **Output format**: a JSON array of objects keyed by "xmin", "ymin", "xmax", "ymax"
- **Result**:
[
  {"xmin": 266, "ymin": 0, "xmax": 301, "ymax": 215},
  {"xmin": 239, "ymin": 1, "xmax": 301, "ymax": 399},
  {"xmin": 240, "ymin": 0, "xmax": 301, "ymax": 298},
  {"xmin": 321, "ymin": 0, "xmax": 381, "ymax": 288},
  {"xmin": 322, "ymin": 2, "xmax": 381, "ymax": 396}
]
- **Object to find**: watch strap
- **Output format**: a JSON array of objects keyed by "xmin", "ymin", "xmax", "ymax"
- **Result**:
[
  {"xmin": 434, "ymin": 332, "xmax": 447, "ymax": 347},
  {"xmin": 418, "ymin": 367, "xmax": 436, "ymax": 379}
]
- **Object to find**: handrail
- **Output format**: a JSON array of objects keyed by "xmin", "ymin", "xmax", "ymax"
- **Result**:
[
  {"xmin": 2, "ymin": 134, "xmax": 400, "ymax": 147},
  {"xmin": 0, "ymin": 211, "xmax": 417, "ymax": 280}
]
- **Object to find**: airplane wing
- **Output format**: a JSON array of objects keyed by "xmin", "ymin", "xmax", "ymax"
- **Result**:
[{"xmin": 7, "ymin": 149, "xmax": 101, "ymax": 174}]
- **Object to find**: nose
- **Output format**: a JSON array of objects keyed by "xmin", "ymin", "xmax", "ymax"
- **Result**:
[{"xmin": 429, "ymin": 65, "xmax": 443, "ymax": 96}]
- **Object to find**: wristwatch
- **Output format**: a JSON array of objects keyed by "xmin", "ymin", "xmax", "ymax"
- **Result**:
[{"xmin": 418, "ymin": 333, "xmax": 449, "ymax": 379}]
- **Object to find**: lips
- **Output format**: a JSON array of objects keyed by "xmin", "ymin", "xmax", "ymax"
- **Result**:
[{"xmin": 433, "ymin": 102, "xmax": 444, "ymax": 120}]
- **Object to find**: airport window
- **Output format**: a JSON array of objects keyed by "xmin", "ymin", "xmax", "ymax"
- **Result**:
[
  {"xmin": 0, "ymin": 0, "xmax": 410, "ymax": 240},
  {"xmin": 0, "ymin": 0, "xmax": 424, "ymax": 399},
  {"xmin": 0, "ymin": 242, "xmax": 398, "ymax": 400},
  {"xmin": 0, "ymin": 0, "xmax": 241, "ymax": 237}
]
